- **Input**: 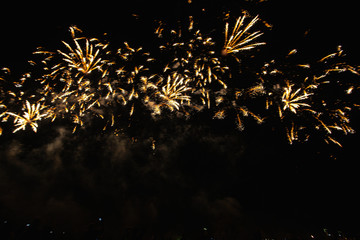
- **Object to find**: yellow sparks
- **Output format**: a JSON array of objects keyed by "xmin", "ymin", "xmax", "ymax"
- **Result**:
[
  {"xmin": 56, "ymin": 27, "xmax": 108, "ymax": 81},
  {"xmin": 236, "ymin": 114, "xmax": 244, "ymax": 131},
  {"xmin": 157, "ymin": 72, "xmax": 192, "ymax": 111},
  {"xmin": 7, "ymin": 101, "xmax": 49, "ymax": 133},
  {"xmin": 282, "ymin": 83, "xmax": 312, "ymax": 114},
  {"xmin": 287, "ymin": 49, "xmax": 297, "ymax": 56},
  {"xmin": 326, "ymin": 136, "xmax": 343, "ymax": 147},
  {"xmin": 151, "ymin": 139, "xmax": 156, "ymax": 150},
  {"xmin": 0, "ymin": 19, "xmax": 358, "ymax": 149},
  {"xmin": 130, "ymin": 103, "xmax": 134, "ymax": 116},
  {"xmin": 286, "ymin": 123, "xmax": 297, "ymax": 145},
  {"xmin": 213, "ymin": 110, "xmax": 226, "ymax": 119},
  {"xmin": 223, "ymin": 14, "xmax": 265, "ymax": 55}
]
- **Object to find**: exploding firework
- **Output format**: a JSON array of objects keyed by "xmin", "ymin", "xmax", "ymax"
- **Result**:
[
  {"xmin": 154, "ymin": 16, "xmax": 230, "ymax": 111},
  {"xmin": 0, "ymin": 68, "xmax": 29, "ymax": 135},
  {"xmin": 150, "ymin": 71, "xmax": 192, "ymax": 114},
  {"xmin": 222, "ymin": 14, "xmax": 265, "ymax": 57},
  {"xmin": 0, "ymin": 11, "xmax": 358, "ymax": 147},
  {"xmin": 27, "ymin": 27, "xmax": 116, "ymax": 132},
  {"xmin": 6, "ymin": 100, "xmax": 50, "ymax": 133},
  {"xmin": 58, "ymin": 26, "xmax": 109, "ymax": 77},
  {"xmin": 249, "ymin": 46, "xmax": 359, "ymax": 146}
]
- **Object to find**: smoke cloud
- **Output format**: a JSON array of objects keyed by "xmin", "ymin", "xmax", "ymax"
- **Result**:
[{"xmin": 0, "ymin": 121, "xmax": 256, "ymax": 238}]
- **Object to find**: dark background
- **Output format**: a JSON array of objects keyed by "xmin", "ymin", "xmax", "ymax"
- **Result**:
[{"xmin": 0, "ymin": 0, "xmax": 359, "ymax": 239}]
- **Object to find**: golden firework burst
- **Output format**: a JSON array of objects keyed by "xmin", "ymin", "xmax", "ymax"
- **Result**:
[
  {"xmin": 281, "ymin": 82, "xmax": 312, "ymax": 116},
  {"xmin": 7, "ymin": 101, "xmax": 50, "ymax": 133},
  {"xmin": 223, "ymin": 14, "xmax": 265, "ymax": 56}
]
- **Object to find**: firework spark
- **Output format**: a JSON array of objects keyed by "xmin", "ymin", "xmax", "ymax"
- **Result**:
[
  {"xmin": 7, "ymin": 101, "xmax": 50, "ymax": 133},
  {"xmin": 252, "ymin": 46, "xmax": 360, "ymax": 145},
  {"xmin": 223, "ymin": 14, "xmax": 265, "ymax": 56},
  {"xmin": 0, "ymin": 14, "xmax": 358, "ymax": 148},
  {"xmin": 58, "ymin": 27, "xmax": 110, "ymax": 78},
  {"xmin": 281, "ymin": 82, "xmax": 312, "ymax": 116},
  {"xmin": 154, "ymin": 16, "xmax": 229, "ymax": 111},
  {"xmin": 157, "ymin": 72, "xmax": 192, "ymax": 111}
]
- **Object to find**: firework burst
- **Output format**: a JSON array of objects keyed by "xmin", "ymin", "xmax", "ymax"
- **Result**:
[
  {"xmin": 6, "ymin": 100, "xmax": 50, "ymax": 133},
  {"xmin": 0, "ymin": 12, "xmax": 358, "ymax": 147},
  {"xmin": 29, "ymin": 27, "xmax": 116, "ymax": 131},
  {"xmin": 154, "ymin": 16, "xmax": 229, "ymax": 111},
  {"xmin": 60, "ymin": 26, "xmax": 111, "ymax": 76},
  {"xmin": 281, "ymin": 81, "xmax": 312, "ymax": 116},
  {"xmin": 222, "ymin": 14, "xmax": 265, "ymax": 57},
  {"xmin": 143, "ymin": 71, "xmax": 193, "ymax": 115},
  {"xmin": 0, "ymin": 68, "xmax": 28, "ymax": 135},
  {"xmin": 251, "ymin": 47, "xmax": 359, "ymax": 146},
  {"xmin": 158, "ymin": 72, "xmax": 192, "ymax": 111}
]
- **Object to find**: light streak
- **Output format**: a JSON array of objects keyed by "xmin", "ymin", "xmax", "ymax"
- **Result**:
[
  {"xmin": 223, "ymin": 14, "xmax": 265, "ymax": 56},
  {"xmin": 7, "ymin": 101, "xmax": 49, "ymax": 133},
  {"xmin": 0, "ymin": 16, "xmax": 358, "ymax": 148}
]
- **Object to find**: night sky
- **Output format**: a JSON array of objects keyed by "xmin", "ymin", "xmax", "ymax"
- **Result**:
[{"xmin": 0, "ymin": 1, "xmax": 360, "ymax": 239}]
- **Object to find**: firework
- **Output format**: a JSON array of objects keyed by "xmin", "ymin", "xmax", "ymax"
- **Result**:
[
  {"xmin": 6, "ymin": 100, "xmax": 50, "ymax": 133},
  {"xmin": 157, "ymin": 72, "xmax": 192, "ymax": 111},
  {"xmin": 222, "ymin": 14, "xmax": 265, "ymax": 56},
  {"xmin": 0, "ymin": 68, "xmax": 28, "ymax": 135},
  {"xmin": 281, "ymin": 81, "xmax": 312, "ymax": 116},
  {"xmin": 252, "ymin": 47, "xmax": 359, "ymax": 146},
  {"xmin": 140, "ymin": 70, "xmax": 193, "ymax": 116},
  {"xmin": 29, "ymin": 26, "xmax": 118, "ymax": 132},
  {"xmin": 154, "ymin": 16, "xmax": 229, "ymax": 112},
  {"xmin": 0, "ymin": 13, "xmax": 358, "ymax": 148},
  {"xmin": 111, "ymin": 41, "xmax": 155, "ymax": 126},
  {"xmin": 59, "ymin": 26, "xmax": 111, "ymax": 77}
]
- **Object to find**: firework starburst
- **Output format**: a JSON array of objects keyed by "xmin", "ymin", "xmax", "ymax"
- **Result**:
[
  {"xmin": 0, "ymin": 13, "xmax": 358, "ymax": 148},
  {"xmin": 281, "ymin": 82, "xmax": 312, "ymax": 116},
  {"xmin": 222, "ymin": 14, "xmax": 265, "ymax": 56},
  {"xmin": 7, "ymin": 101, "xmax": 50, "ymax": 133},
  {"xmin": 251, "ymin": 47, "xmax": 360, "ymax": 146}
]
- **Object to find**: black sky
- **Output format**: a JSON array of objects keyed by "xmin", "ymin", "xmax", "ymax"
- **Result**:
[{"xmin": 0, "ymin": 0, "xmax": 360, "ymax": 239}]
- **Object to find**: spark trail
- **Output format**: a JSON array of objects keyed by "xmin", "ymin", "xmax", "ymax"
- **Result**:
[{"xmin": 0, "ymin": 13, "xmax": 359, "ymax": 147}]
